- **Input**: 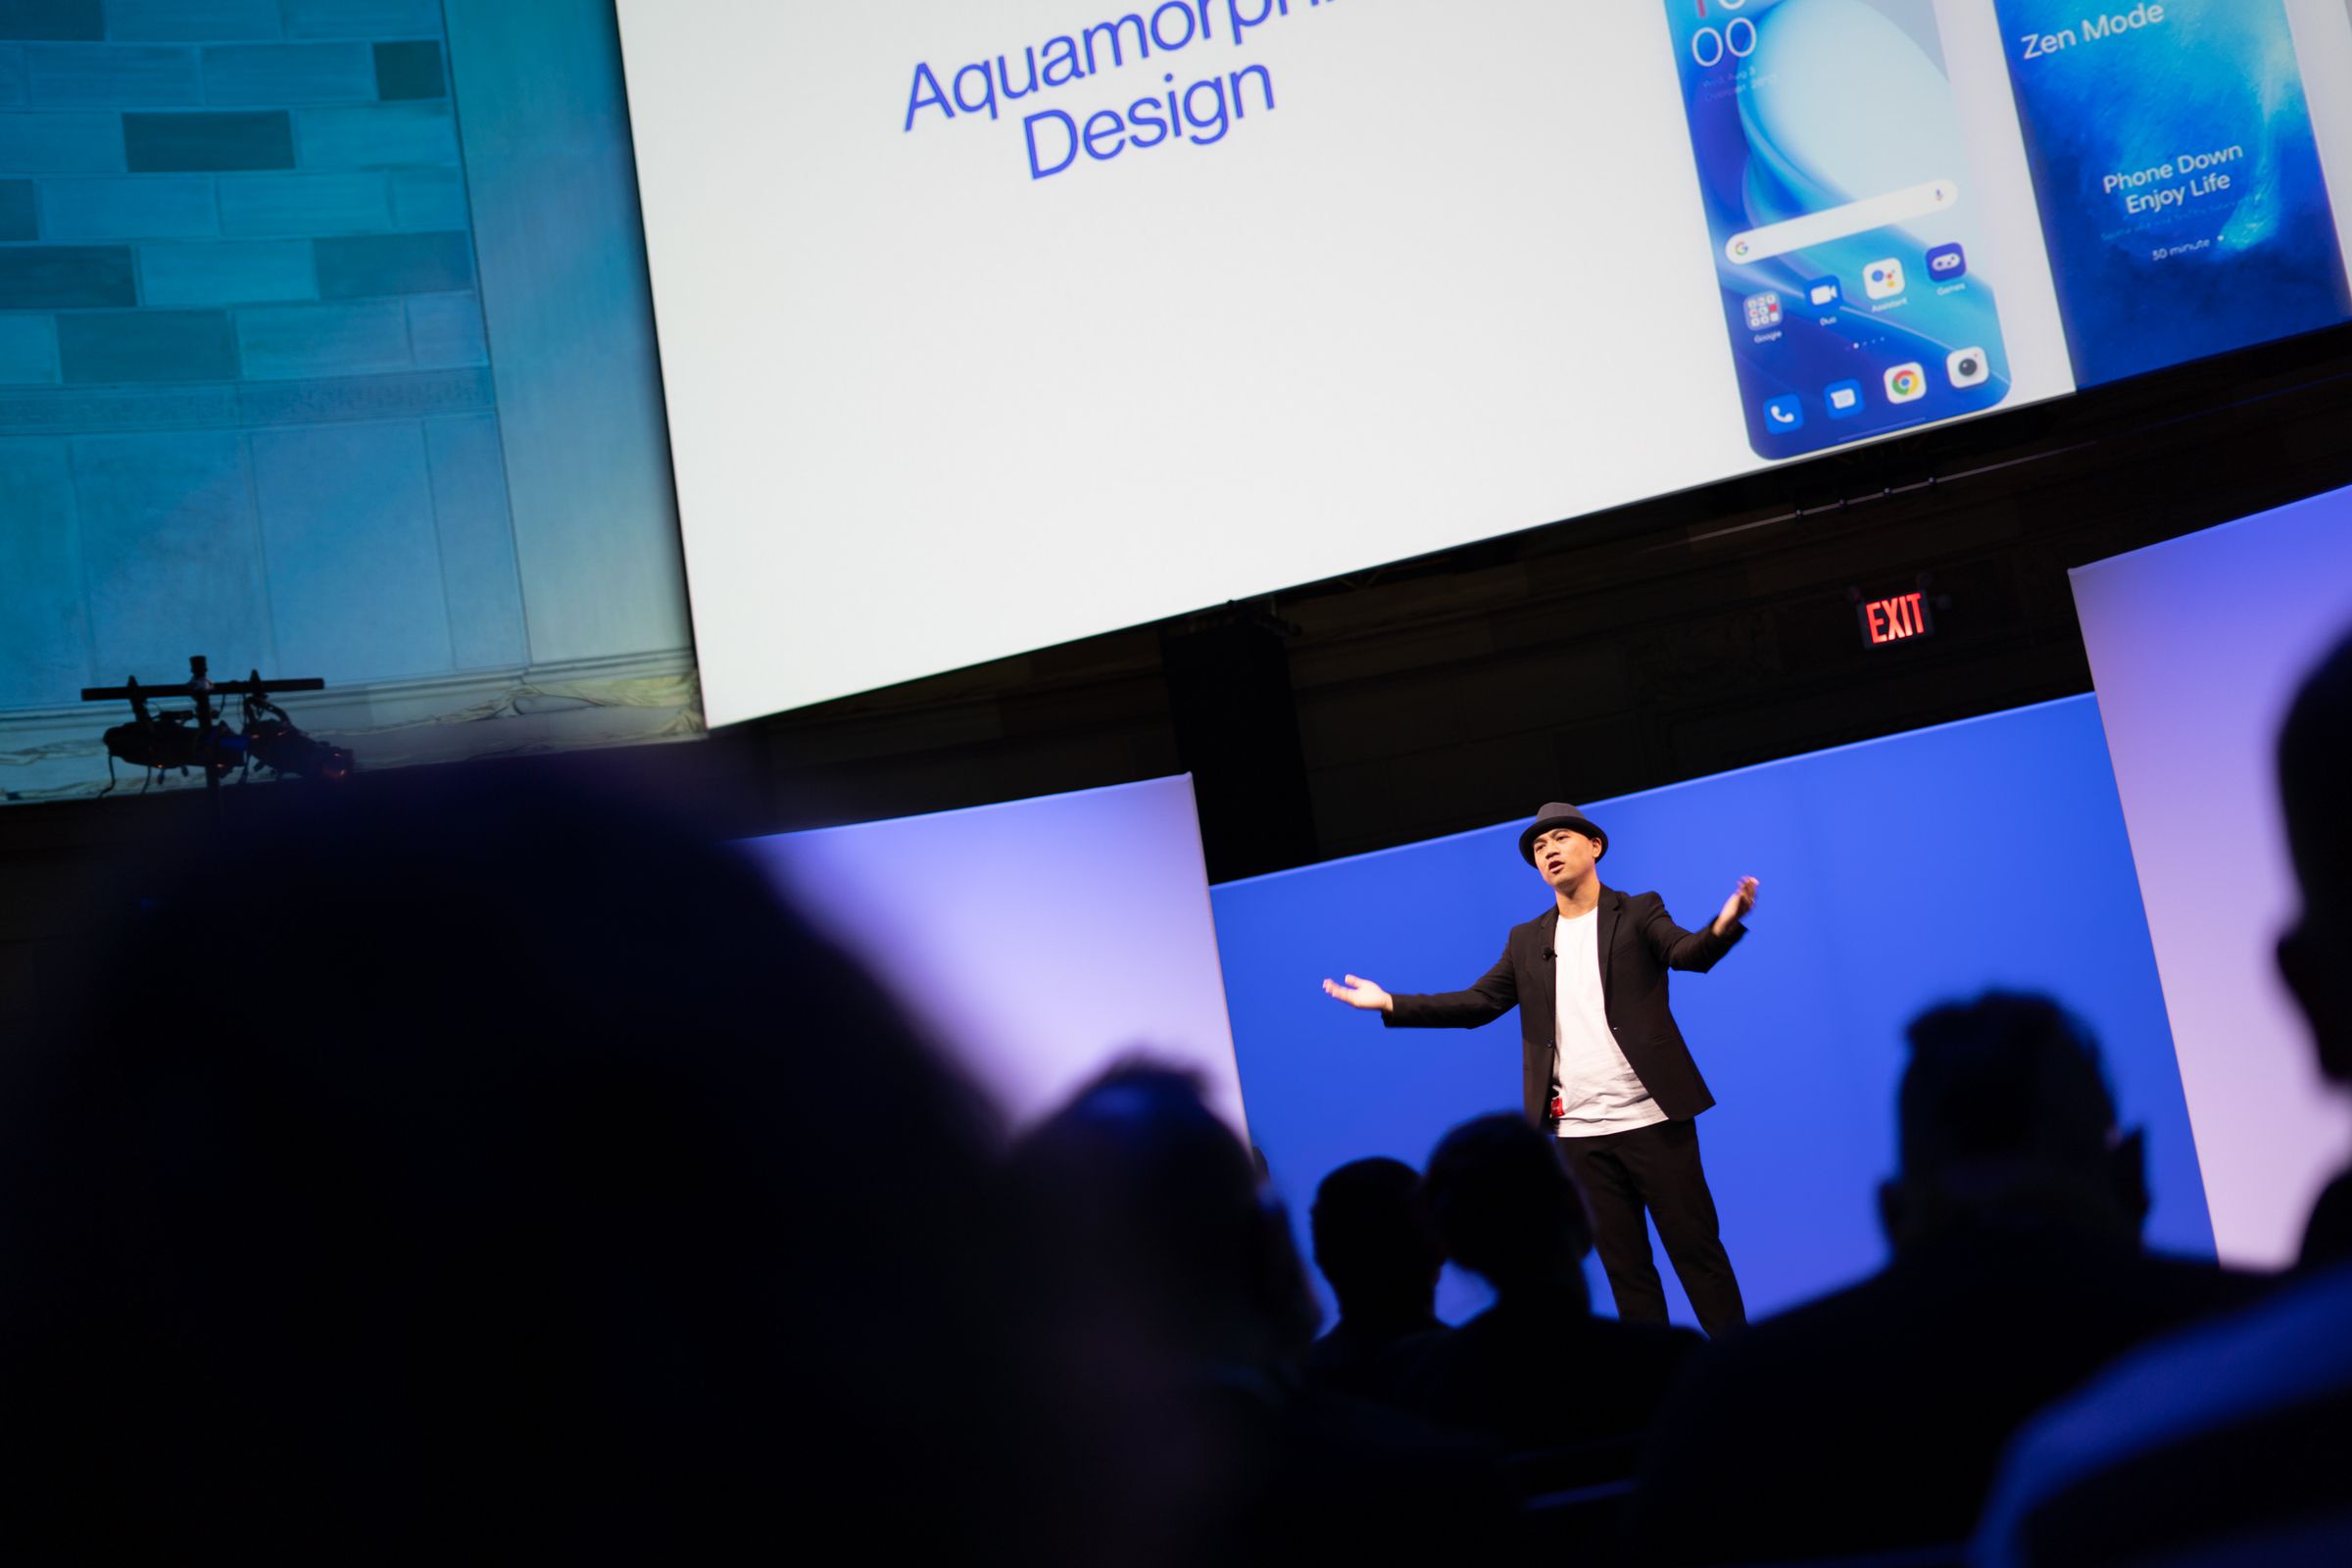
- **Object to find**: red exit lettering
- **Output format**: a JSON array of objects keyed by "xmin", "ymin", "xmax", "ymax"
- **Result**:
[{"xmin": 1865, "ymin": 591, "xmax": 1931, "ymax": 645}]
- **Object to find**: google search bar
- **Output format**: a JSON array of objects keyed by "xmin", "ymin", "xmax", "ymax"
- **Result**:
[{"xmin": 1725, "ymin": 179, "xmax": 1960, "ymax": 265}]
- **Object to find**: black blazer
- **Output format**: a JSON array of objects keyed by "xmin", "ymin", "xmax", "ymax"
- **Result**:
[{"xmin": 1382, "ymin": 887, "xmax": 1744, "ymax": 1124}]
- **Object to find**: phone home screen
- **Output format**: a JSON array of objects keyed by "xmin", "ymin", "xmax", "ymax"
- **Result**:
[{"xmin": 1665, "ymin": 0, "xmax": 2012, "ymax": 460}]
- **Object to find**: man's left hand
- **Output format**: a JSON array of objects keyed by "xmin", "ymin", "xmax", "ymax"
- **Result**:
[{"xmin": 1713, "ymin": 875, "xmax": 1759, "ymax": 936}]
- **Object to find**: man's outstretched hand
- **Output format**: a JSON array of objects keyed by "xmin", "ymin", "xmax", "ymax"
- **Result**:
[
  {"xmin": 1713, "ymin": 875, "xmax": 1760, "ymax": 937},
  {"xmin": 1322, "ymin": 974, "xmax": 1394, "ymax": 1013}
]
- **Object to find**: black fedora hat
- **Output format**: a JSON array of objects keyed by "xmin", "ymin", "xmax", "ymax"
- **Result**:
[{"xmin": 1519, "ymin": 802, "xmax": 1607, "ymax": 864}]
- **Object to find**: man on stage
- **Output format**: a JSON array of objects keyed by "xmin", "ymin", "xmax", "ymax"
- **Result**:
[{"xmin": 1322, "ymin": 802, "xmax": 1757, "ymax": 1337}]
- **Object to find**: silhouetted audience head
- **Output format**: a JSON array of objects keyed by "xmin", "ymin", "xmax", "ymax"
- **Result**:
[
  {"xmin": 1012, "ymin": 1062, "xmax": 1316, "ymax": 1374},
  {"xmin": 2280, "ymin": 628, "xmax": 2352, "ymax": 1271},
  {"xmin": 2278, "ymin": 626, "xmax": 2352, "ymax": 1084},
  {"xmin": 1422, "ymin": 1113, "xmax": 1594, "ymax": 1298},
  {"xmin": 1398, "ymin": 1117, "xmax": 1694, "ymax": 1459},
  {"xmin": 1310, "ymin": 1156, "xmax": 1443, "ymax": 1325},
  {"xmin": 1008, "ymin": 1065, "xmax": 1352, "ymax": 1565},
  {"xmin": 1884, "ymin": 992, "xmax": 2145, "ymax": 1248},
  {"xmin": 1, "ymin": 769, "xmax": 1044, "ymax": 1561}
]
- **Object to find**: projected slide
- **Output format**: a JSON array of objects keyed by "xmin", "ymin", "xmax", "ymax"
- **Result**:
[
  {"xmin": 1993, "ymin": 0, "xmax": 2352, "ymax": 384},
  {"xmin": 613, "ymin": 1, "xmax": 2352, "ymax": 726},
  {"xmin": 738, "ymin": 776, "xmax": 1246, "ymax": 1137}
]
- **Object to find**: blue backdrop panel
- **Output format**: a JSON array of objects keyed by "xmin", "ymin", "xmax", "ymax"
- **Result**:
[
  {"xmin": 1212, "ymin": 696, "xmax": 2210, "ymax": 1329},
  {"xmin": 741, "ymin": 776, "xmax": 1247, "ymax": 1141},
  {"xmin": 2072, "ymin": 486, "xmax": 2352, "ymax": 1265}
]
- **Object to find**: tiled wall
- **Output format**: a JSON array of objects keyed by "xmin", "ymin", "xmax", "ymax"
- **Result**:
[{"xmin": 0, "ymin": 0, "xmax": 528, "ymax": 704}]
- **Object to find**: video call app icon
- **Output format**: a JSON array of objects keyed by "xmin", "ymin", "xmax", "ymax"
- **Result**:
[
  {"xmin": 1885, "ymin": 363, "xmax": 1927, "ymax": 403},
  {"xmin": 1864, "ymin": 258, "xmax": 1906, "ymax": 300},
  {"xmin": 1927, "ymin": 243, "xmax": 1968, "ymax": 281},
  {"xmin": 1825, "ymin": 379, "xmax": 1864, "ymax": 418},
  {"xmin": 1763, "ymin": 394, "xmax": 1805, "ymax": 432},
  {"xmin": 1806, "ymin": 277, "xmax": 1842, "ymax": 308},
  {"xmin": 1744, "ymin": 291, "xmax": 1784, "ymax": 329}
]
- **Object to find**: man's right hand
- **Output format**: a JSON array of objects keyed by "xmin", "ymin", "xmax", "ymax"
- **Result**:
[{"xmin": 1321, "ymin": 974, "xmax": 1394, "ymax": 1013}]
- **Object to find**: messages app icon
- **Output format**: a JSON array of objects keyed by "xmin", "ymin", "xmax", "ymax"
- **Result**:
[{"xmin": 1825, "ymin": 379, "xmax": 1864, "ymax": 418}]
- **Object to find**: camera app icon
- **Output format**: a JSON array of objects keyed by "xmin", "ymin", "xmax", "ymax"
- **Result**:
[{"xmin": 1946, "ymin": 347, "xmax": 1989, "ymax": 388}]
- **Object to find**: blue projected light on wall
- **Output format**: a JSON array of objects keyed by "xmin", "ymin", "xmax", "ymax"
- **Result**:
[
  {"xmin": 1212, "ymin": 696, "xmax": 2210, "ymax": 1329},
  {"xmin": 1992, "ymin": 0, "xmax": 2352, "ymax": 385},
  {"xmin": 0, "ymin": 0, "xmax": 693, "ymax": 801}
]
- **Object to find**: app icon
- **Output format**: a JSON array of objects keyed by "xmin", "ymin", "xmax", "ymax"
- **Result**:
[
  {"xmin": 1763, "ymin": 395, "xmax": 1805, "ymax": 432},
  {"xmin": 1864, "ymin": 258, "xmax": 1906, "ymax": 300},
  {"xmin": 1825, "ymin": 379, "xmax": 1864, "ymax": 418},
  {"xmin": 1926, "ymin": 243, "xmax": 1968, "ymax": 281},
  {"xmin": 1806, "ymin": 276, "xmax": 1842, "ymax": 309},
  {"xmin": 1743, "ymin": 291, "xmax": 1784, "ymax": 329},
  {"xmin": 1885, "ymin": 363, "xmax": 1927, "ymax": 404},
  {"xmin": 1946, "ymin": 346, "xmax": 1989, "ymax": 387}
]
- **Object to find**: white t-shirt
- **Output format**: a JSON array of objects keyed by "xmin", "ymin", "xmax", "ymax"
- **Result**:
[{"xmin": 1551, "ymin": 906, "xmax": 1666, "ymax": 1138}]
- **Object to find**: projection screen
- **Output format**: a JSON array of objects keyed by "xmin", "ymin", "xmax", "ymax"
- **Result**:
[{"xmin": 616, "ymin": 0, "xmax": 2352, "ymax": 727}]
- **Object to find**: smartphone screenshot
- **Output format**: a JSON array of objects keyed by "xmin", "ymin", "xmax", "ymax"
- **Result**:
[
  {"xmin": 1665, "ymin": 0, "xmax": 2014, "ymax": 460},
  {"xmin": 1992, "ymin": 0, "xmax": 2351, "ymax": 385}
]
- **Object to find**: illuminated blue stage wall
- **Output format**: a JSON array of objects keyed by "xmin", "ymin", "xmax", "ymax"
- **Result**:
[
  {"xmin": 0, "ymin": 0, "xmax": 689, "ymax": 795},
  {"xmin": 741, "ymin": 776, "xmax": 1247, "ymax": 1141},
  {"xmin": 2072, "ymin": 486, "xmax": 2352, "ymax": 1267},
  {"xmin": 1213, "ymin": 696, "xmax": 2212, "ymax": 1328}
]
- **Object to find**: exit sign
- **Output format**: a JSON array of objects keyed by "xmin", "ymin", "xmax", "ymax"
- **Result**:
[{"xmin": 1859, "ymin": 590, "xmax": 1934, "ymax": 646}]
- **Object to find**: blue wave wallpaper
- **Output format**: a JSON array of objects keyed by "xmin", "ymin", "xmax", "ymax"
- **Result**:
[
  {"xmin": 1994, "ymin": 0, "xmax": 2352, "ymax": 385},
  {"xmin": 1667, "ymin": 0, "xmax": 2012, "ymax": 460}
]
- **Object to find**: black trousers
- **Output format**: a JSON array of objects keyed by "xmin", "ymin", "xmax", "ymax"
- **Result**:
[{"xmin": 1555, "ymin": 1116, "xmax": 1745, "ymax": 1338}]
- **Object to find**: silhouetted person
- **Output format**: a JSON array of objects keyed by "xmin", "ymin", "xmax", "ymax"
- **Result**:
[
  {"xmin": 2299, "ymin": 1171, "xmax": 2352, "ymax": 1272},
  {"xmin": 0, "ymin": 771, "xmax": 1057, "ymax": 1562},
  {"xmin": 1395, "ymin": 1113, "xmax": 1700, "ymax": 1451},
  {"xmin": 2285, "ymin": 626, "xmax": 2352, "ymax": 1275},
  {"xmin": 1979, "ymin": 628, "xmax": 2352, "ymax": 1565},
  {"xmin": 1304, "ymin": 1157, "xmax": 1446, "ymax": 1398},
  {"xmin": 1628, "ymin": 992, "xmax": 2267, "ymax": 1564},
  {"xmin": 1009, "ymin": 1065, "xmax": 1513, "ymax": 1565}
]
